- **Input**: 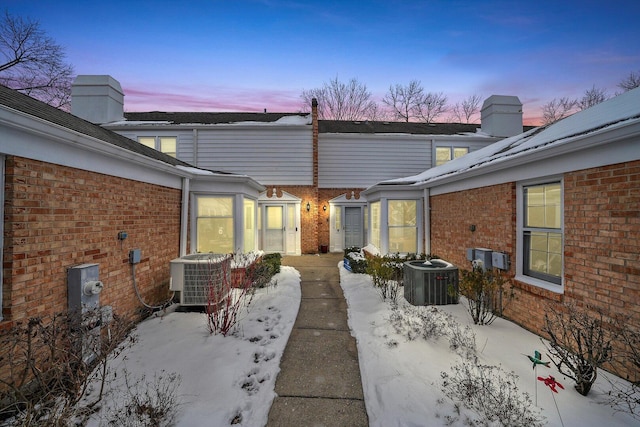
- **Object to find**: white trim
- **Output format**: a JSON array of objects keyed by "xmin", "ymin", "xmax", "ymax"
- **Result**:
[{"xmin": 516, "ymin": 176, "xmax": 565, "ymax": 294}]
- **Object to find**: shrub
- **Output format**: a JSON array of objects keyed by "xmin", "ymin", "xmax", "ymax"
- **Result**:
[
  {"xmin": 366, "ymin": 255, "xmax": 401, "ymax": 301},
  {"xmin": 344, "ymin": 247, "xmax": 368, "ymax": 274},
  {"xmin": 541, "ymin": 303, "xmax": 616, "ymax": 396},
  {"xmin": 440, "ymin": 361, "xmax": 544, "ymax": 426},
  {"xmin": 261, "ymin": 252, "xmax": 282, "ymax": 280},
  {"xmin": 608, "ymin": 323, "xmax": 640, "ymax": 419},
  {"xmin": 0, "ymin": 309, "xmax": 136, "ymax": 426},
  {"xmin": 457, "ymin": 263, "xmax": 512, "ymax": 325}
]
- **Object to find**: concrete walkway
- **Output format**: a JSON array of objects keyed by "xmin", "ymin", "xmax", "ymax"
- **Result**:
[{"xmin": 267, "ymin": 253, "xmax": 369, "ymax": 426}]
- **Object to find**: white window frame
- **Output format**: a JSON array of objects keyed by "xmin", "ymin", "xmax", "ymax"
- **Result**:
[
  {"xmin": 194, "ymin": 195, "xmax": 235, "ymax": 254},
  {"xmin": 515, "ymin": 177, "xmax": 564, "ymax": 293},
  {"xmin": 387, "ymin": 199, "xmax": 418, "ymax": 254},
  {"xmin": 137, "ymin": 136, "xmax": 177, "ymax": 157},
  {"xmin": 434, "ymin": 146, "xmax": 469, "ymax": 166}
]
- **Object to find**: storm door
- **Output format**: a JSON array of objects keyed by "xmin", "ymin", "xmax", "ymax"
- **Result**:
[
  {"xmin": 264, "ymin": 205, "xmax": 285, "ymax": 252},
  {"xmin": 344, "ymin": 207, "xmax": 364, "ymax": 248}
]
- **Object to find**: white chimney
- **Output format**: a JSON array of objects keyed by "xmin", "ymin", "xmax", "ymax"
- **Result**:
[
  {"xmin": 480, "ymin": 95, "xmax": 523, "ymax": 137},
  {"xmin": 71, "ymin": 75, "xmax": 124, "ymax": 124}
]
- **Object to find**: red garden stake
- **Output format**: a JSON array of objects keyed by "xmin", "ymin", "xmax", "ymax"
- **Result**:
[{"xmin": 538, "ymin": 375, "xmax": 565, "ymax": 427}]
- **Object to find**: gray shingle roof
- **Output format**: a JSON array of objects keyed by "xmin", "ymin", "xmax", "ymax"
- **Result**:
[
  {"xmin": 319, "ymin": 120, "xmax": 481, "ymax": 135},
  {"xmin": 124, "ymin": 111, "xmax": 309, "ymax": 124},
  {"xmin": 0, "ymin": 84, "xmax": 193, "ymax": 168}
]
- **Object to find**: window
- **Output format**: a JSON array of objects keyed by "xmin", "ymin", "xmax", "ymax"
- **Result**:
[
  {"xmin": 370, "ymin": 202, "xmax": 381, "ymax": 250},
  {"xmin": 137, "ymin": 136, "xmax": 177, "ymax": 157},
  {"xmin": 435, "ymin": 146, "xmax": 469, "ymax": 166},
  {"xmin": 243, "ymin": 199, "xmax": 256, "ymax": 252},
  {"xmin": 196, "ymin": 196, "xmax": 234, "ymax": 253},
  {"xmin": 388, "ymin": 200, "xmax": 417, "ymax": 253},
  {"xmin": 523, "ymin": 182, "xmax": 562, "ymax": 285}
]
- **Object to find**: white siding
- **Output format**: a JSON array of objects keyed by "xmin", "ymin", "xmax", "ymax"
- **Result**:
[
  {"xmin": 113, "ymin": 126, "xmax": 312, "ymax": 185},
  {"xmin": 319, "ymin": 133, "xmax": 499, "ymax": 188},
  {"xmin": 319, "ymin": 134, "xmax": 432, "ymax": 188},
  {"xmin": 195, "ymin": 127, "xmax": 312, "ymax": 185}
]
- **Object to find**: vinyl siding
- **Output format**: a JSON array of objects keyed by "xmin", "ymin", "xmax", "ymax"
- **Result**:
[
  {"xmin": 113, "ymin": 126, "xmax": 312, "ymax": 185},
  {"xmin": 319, "ymin": 133, "xmax": 498, "ymax": 188}
]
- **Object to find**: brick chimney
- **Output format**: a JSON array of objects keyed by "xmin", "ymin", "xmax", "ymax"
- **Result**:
[
  {"xmin": 480, "ymin": 95, "xmax": 523, "ymax": 137},
  {"xmin": 71, "ymin": 75, "xmax": 124, "ymax": 124},
  {"xmin": 312, "ymin": 98, "xmax": 318, "ymax": 188}
]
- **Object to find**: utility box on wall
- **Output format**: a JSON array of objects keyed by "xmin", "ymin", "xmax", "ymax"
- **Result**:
[
  {"xmin": 67, "ymin": 263, "xmax": 104, "ymax": 364},
  {"xmin": 492, "ymin": 252, "xmax": 510, "ymax": 270},
  {"xmin": 68, "ymin": 263, "xmax": 103, "ymax": 312},
  {"xmin": 473, "ymin": 248, "xmax": 493, "ymax": 270}
]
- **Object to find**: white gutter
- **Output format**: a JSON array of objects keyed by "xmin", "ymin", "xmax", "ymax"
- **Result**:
[
  {"xmin": 423, "ymin": 188, "xmax": 430, "ymax": 256},
  {"xmin": 180, "ymin": 177, "xmax": 190, "ymax": 256}
]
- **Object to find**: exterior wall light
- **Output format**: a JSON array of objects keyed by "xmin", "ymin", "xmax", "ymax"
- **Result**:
[
  {"xmin": 306, "ymin": 202, "xmax": 311, "ymax": 212},
  {"xmin": 323, "ymin": 205, "xmax": 327, "ymax": 211}
]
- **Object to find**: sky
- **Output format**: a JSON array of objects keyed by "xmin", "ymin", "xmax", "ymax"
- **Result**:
[{"xmin": 5, "ymin": 0, "xmax": 640, "ymax": 125}]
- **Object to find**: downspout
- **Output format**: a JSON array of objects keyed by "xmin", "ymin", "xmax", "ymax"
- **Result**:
[
  {"xmin": 423, "ymin": 188, "xmax": 431, "ymax": 255},
  {"xmin": 180, "ymin": 177, "xmax": 190, "ymax": 256}
]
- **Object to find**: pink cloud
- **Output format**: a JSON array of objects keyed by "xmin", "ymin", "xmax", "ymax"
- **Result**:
[{"xmin": 122, "ymin": 85, "xmax": 305, "ymax": 113}]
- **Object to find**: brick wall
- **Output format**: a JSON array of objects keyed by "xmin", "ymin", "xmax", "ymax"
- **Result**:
[
  {"xmin": 430, "ymin": 161, "xmax": 640, "ymax": 379},
  {"xmin": 2, "ymin": 156, "xmax": 181, "ymax": 323},
  {"xmin": 430, "ymin": 182, "xmax": 515, "ymax": 267},
  {"xmin": 318, "ymin": 188, "xmax": 365, "ymax": 251},
  {"xmin": 564, "ymin": 161, "xmax": 640, "ymax": 319}
]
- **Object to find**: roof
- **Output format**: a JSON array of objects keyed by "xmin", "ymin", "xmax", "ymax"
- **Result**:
[
  {"xmin": 0, "ymin": 84, "xmax": 196, "ymax": 168},
  {"xmin": 319, "ymin": 120, "xmax": 481, "ymax": 135},
  {"xmin": 123, "ymin": 111, "xmax": 309, "ymax": 125},
  {"xmin": 378, "ymin": 87, "xmax": 640, "ymax": 188}
]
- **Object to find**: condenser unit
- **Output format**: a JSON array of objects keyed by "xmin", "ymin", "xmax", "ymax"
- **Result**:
[
  {"xmin": 404, "ymin": 259, "xmax": 459, "ymax": 305},
  {"xmin": 170, "ymin": 254, "xmax": 231, "ymax": 306}
]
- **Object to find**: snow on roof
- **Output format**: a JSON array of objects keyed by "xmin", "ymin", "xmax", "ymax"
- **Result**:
[{"xmin": 381, "ymin": 87, "xmax": 640, "ymax": 187}]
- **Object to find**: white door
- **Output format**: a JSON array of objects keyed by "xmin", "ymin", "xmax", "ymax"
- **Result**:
[
  {"xmin": 264, "ymin": 205, "xmax": 284, "ymax": 252},
  {"xmin": 345, "ymin": 207, "xmax": 363, "ymax": 248},
  {"xmin": 285, "ymin": 204, "xmax": 299, "ymax": 255}
]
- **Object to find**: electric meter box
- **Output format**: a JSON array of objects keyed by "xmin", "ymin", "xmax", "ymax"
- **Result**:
[{"xmin": 68, "ymin": 263, "xmax": 102, "ymax": 312}]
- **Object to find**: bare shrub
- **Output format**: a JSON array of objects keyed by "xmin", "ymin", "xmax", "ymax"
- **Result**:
[
  {"xmin": 0, "ymin": 309, "xmax": 136, "ymax": 426},
  {"xmin": 440, "ymin": 361, "xmax": 544, "ymax": 427},
  {"xmin": 105, "ymin": 370, "xmax": 182, "ymax": 427},
  {"xmin": 607, "ymin": 322, "xmax": 640, "ymax": 419},
  {"xmin": 457, "ymin": 263, "xmax": 512, "ymax": 325},
  {"xmin": 389, "ymin": 305, "xmax": 476, "ymax": 361},
  {"xmin": 206, "ymin": 253, "xmax": 276, "ymax": 336},
  {"xmin": 541, "ymin": 303, "xmax": 616, "ymax": 396}
]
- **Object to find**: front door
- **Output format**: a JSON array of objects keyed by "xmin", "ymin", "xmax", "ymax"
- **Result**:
[
  {"xmin": 264, "ymin": 205, "xmax": 284, "ymax": 252},
  {"xmin": 344, "ymin": 207, "xmax": 363, "ymax": 248}
]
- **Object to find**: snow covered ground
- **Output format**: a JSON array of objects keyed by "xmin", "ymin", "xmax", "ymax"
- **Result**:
[{"xmin": 87, "ymin": 262, "xmax": 637, "ymax": 426}]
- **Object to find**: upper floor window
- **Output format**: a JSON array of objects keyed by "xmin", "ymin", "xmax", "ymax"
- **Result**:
[
  {"xmin": 138, "ymin": 136, "xmax": 177, "ymax": 157},
  {"xmin": 435, "ymin": 146, "xmax": 469, "ymax": 166},
  {"xmin": 522, "ymin": 182, "xmax": 562, "ymax": 285}
]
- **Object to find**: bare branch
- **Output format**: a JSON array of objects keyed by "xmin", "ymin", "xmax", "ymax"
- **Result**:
[
  {"xmin": 451, "ymin": 94, "xmax": 482, "ymax": 124},
  {"xmin": 416, "ymin": 91, "xmax": 448, "ymax": 124},
  {"xmin": 618, "ymin": 70, "xmax": 640, "ymax": 92},
  {"xmin": 0, "ymin": 10, "xmax": 74, "ymax": 109},
  {"xmin": 577, "ymin": 85, "xmax": 608, "ymax": 110},
  {"xmin": 541, "ymin": 97, "xmax": 577, "ymax": 125}
]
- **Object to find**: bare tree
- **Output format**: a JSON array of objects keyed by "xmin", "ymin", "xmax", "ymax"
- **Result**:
[
  {"xmin": 416, "ymin": 91, "xmax": 448, "ymax": 123},
  {"xmin": 577, "ymin": 85, "xmax": 608, "ymax": 110},
  {"xmin": 451, "ymin": 94, "xmax": 482, "ymax": 124},
  {"xmin": 301, "ymin": 76, "xmax": 378, "ymax": 120},
  {"xmin": 618, "ymin": 70, "xmax": 640, "ymax": 92},
  {"xmin": 541, "ymin": 97, "xmax": 577, "ymax": 125},
  {"xmin": 0, "ymin": 10, "xmax": 74, "ymax": 109},
  {"xmin": 382, "ymin": 80, "xmax": 425, "ymax": 122}
]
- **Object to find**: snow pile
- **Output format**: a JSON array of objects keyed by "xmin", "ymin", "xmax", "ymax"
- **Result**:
[
  {"xmin": 339, "ymin": 262, "xmax": 637, "ymax": 426},
  {"xmin": 86, "ymin": 267, "xmax": 300, "ymax": 427}
]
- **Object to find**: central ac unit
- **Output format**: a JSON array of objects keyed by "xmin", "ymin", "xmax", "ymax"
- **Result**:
[{"xmin": 170, "ymin": 254, "xmax": 231, "ymax": 306}]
